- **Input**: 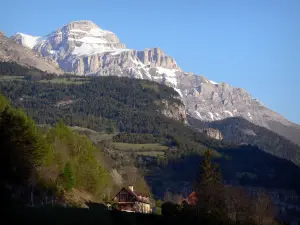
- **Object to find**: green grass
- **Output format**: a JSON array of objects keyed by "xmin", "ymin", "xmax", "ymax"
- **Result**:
[
  {"xmin": 0, "ymin": 75, "xmax": 24, "ymax": 81},
  {"xmin": 112, "ymin": 143, "xmax": 168, "ymax": 151},
  {"xmin": 154, "ymin": 207, "xmax": 162, "ymax": 215},
  {"xmin": 39, "ymin": 77, "xmax": 89, "ymax": 84},
  {"xmin": 70, "ymin": 126, "xmax": 116, "ymax": 143},
  {"xmin": 136, "ymin": 151, "xmax": 165, "ymax": 157}
]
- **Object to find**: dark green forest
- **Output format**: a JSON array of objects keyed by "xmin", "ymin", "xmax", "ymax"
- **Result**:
[{"xmin": 1, "ymin": 61, "xmax": 298, "ymax": 224}]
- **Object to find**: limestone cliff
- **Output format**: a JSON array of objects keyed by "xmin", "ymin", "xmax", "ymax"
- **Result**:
[
  {"xmin": 160, "ymin": 99, "xmax": 187, "ymax": 124},
  {"xmin": 200, "ymin": 128, "xmax": 224, "ymax": 140}
]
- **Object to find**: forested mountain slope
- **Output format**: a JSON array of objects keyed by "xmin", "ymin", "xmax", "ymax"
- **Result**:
[
  {"xmin": 189, "ymin": 116, "xmax": 300, "ymax": 166},
  {"xmin": 1, "ymin": 62, "xmax": 300, "ymax": 199}
]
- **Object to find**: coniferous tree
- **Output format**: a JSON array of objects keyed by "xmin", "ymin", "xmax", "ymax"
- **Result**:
[
  {"xmin": 0, "ymin": 95, "xmax": 49, "ymax": 204},
  {"xmin": 194, "ymin": 149, "xmax": 227, "ymax": 222},
  {"xmin": 0, "ymin": 96, "xmax": 48, "ymax": 186},
  {"xmin": 62, "ymin": 162, "xmax": 75, "ymax": 191}
]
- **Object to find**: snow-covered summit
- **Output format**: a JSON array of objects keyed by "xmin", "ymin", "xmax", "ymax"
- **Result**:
[
  {"xmin": 11, "ymin": 33, "xmax": 41, "ymax": 49},
  {"xmin": 11, "ymin": 20, "xmax": 127, "ymax": 58}
]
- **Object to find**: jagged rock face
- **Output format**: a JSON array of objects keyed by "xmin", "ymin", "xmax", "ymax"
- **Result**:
[
  {"xmin": 160, "ymin": 100, "xmax": 187, "ymax": 124},
  {"xmin": 10, "ymin": 20, "xmax": 300, "ymax": 145},
  {"xmin": 200, "ymin": 128, "xmax": 223, "ymax": 140},
  {"xmin": 137, "ymin": 48, "xmax": 180, "ymax": 70},
  {"xmin": 10, "ymin": 21, "xmax": 181, "ymax": 82},
  {"xmin": 11, "ymin": 20, "xmax": 127, "ymax": 75}
]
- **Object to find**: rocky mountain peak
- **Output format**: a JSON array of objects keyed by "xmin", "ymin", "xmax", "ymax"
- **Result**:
[
  {"xmin": 137, "ymin": 47, "xmax": 180, "ymax": 71},
  {"xmin": 62, "ymin": 20, "xmax": 100, "ymax": 30},
  {"xmin": 0, "ymin": 30, "xmax": 4, "ymax": 36},
  {"xmin": 9, "ymin": 21, "xmax": 300, "ymax": 145}
]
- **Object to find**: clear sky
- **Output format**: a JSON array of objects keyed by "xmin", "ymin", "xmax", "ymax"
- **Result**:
[{"xmin": 1, "ymin": 0, "xmax": 299, "ymax": 124}]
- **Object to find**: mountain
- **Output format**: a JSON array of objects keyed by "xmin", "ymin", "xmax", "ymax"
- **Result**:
[
  {"xmin": 1, "ymin": 68, "xmax": 300, "ymax": 198},
  {"xmin": 189, "ymin": 116, "xmax": 300, "ymax": 165},
  {"xmin": 0, "ymin": 30, "xmax": 62, "ymax": 74},
  {"xmin": 10, "ymin": 20, "xmax": 300, "ymax": 145}
]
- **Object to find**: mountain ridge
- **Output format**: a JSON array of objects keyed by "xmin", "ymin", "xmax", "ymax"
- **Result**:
[
  {"xmin": 0, "ymin": 32, "xmax": 62, "ymax": 74},
  {"xmin": 9, "ymin": 20, "xmax": 300, "ymax": 145}
]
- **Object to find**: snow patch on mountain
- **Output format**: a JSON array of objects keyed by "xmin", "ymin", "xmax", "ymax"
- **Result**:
[
  {"xmin": 110, "ymin": 49, "xmax": 132, "ymax": 56},
  {"xmin": 155, "ymin": 67, "xmax": 179, "ymax": 86},
  {"xmin": 209, "ymin": 80, "xmax": 218, "ymax": 85},
  {"xmin": 13, "ymin": 33, "xmax": 40, "ymax": 49},
  {"xmin": 195, "ymin": 111, "xmax": 202, "ymax": 119},
  {"xmin": 72, "ymin": 43, "xmax": 107, "ymax": 56},
  {"xmin": 224, "ymin": 110, "xmax": 233, "ymax": 116},
  {"xmin": 208, "ymin": 112, "xmax": 215, "ymax": 120},
  {"xmin": 248, "ymin": 112, "xmax": 253, "ymax": 120},
  {"xmin": 174, "ymin": 88, "xmax": 183, "ymax": 97}
]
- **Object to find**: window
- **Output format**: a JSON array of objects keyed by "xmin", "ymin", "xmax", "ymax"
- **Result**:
[{"xmin": 120, "ymin": 194, "xmax": 127, "ymax": 202}]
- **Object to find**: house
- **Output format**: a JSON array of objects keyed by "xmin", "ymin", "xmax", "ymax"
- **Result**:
[
  {"xmin": 182, "ymin": 191, "xmax": 197, "ymax": 206},
  {"xmin": 112, "ymin": 185, "xmax": 152, "ymax": 213}
]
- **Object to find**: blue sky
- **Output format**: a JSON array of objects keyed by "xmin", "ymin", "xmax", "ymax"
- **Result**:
[{"xmin": 1, "ymin": 0, "xmax": 299, "ymax": 124}]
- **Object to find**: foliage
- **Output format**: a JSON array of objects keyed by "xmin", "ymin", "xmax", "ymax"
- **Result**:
[
  {"xmin": 1, "ymin": 62, "xmax": 300, "ymax": 215},
  {"xmin": 161, "ymin": 201, "xmax": 181, "ymax": 217},
  {"xmin": 195, "ymin": 149, "xmax": 222, "ymax": 188},
  {"xmin": 0, "ymin": 72, "xmax": 226, "ymax": 162},
  {"xmin": 45, "ymin": 121, "xmax": 110, "ymax": 195},
  {"xmin": 62, "ymin": 162, "xmax": 75, "ymax": 191},
  {"xmin": 112, "ymin": 133, "xmax": 163, "ymax": 144},
  {"xmin": 194, "ymin": 149, "xmax": 227, "ymax": 221},
  {"xmin": 0, "ymin": 95, "xmax": 112, "ymax": 206},
  {"xmin": 0, "ymin": 61, "xmax": 55, "ymax": 79},
  {"xmin": 0, "ymin": 95, "xmax": 49, "ymax": 186}
]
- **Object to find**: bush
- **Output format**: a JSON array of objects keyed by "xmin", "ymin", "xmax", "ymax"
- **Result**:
[
  {"xmin": 62, "ymin": 162, "xmax": 75, "ymax": 191},
  {"xmin": 161, "ymin": 201, "xmax": 180, "ymax": 217}
]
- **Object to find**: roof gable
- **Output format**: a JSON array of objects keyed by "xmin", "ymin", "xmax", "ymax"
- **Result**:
[{"xmin": 113, "ymin": 187, "xmax": 150, "ymax": 204}]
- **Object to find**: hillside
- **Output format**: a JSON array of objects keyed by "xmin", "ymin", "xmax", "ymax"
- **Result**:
[
  {"xmin": 189, "ymin": 116, "xmax": 300, "ymax": 166},
  {"xmin": 1, "ymin": 63, "xmax": 300, "ymax": 200}
]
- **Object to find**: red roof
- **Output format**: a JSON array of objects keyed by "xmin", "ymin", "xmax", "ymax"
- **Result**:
[{"xmin": 182, "ymin": 191, "xmax": 197, "ymax": 205}]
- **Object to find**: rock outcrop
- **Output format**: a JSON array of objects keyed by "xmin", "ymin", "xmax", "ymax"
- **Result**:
[
  {"xmin": 137, "ymin": 48, "xmax": 180, "ymax": 70},
  {"xmin": 200, "ymin": 128, "xmax": 224, "ymax": 140},
  {"xmin": 160, "ymin": 100, "xmax": 187, "ymax": 124}
]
